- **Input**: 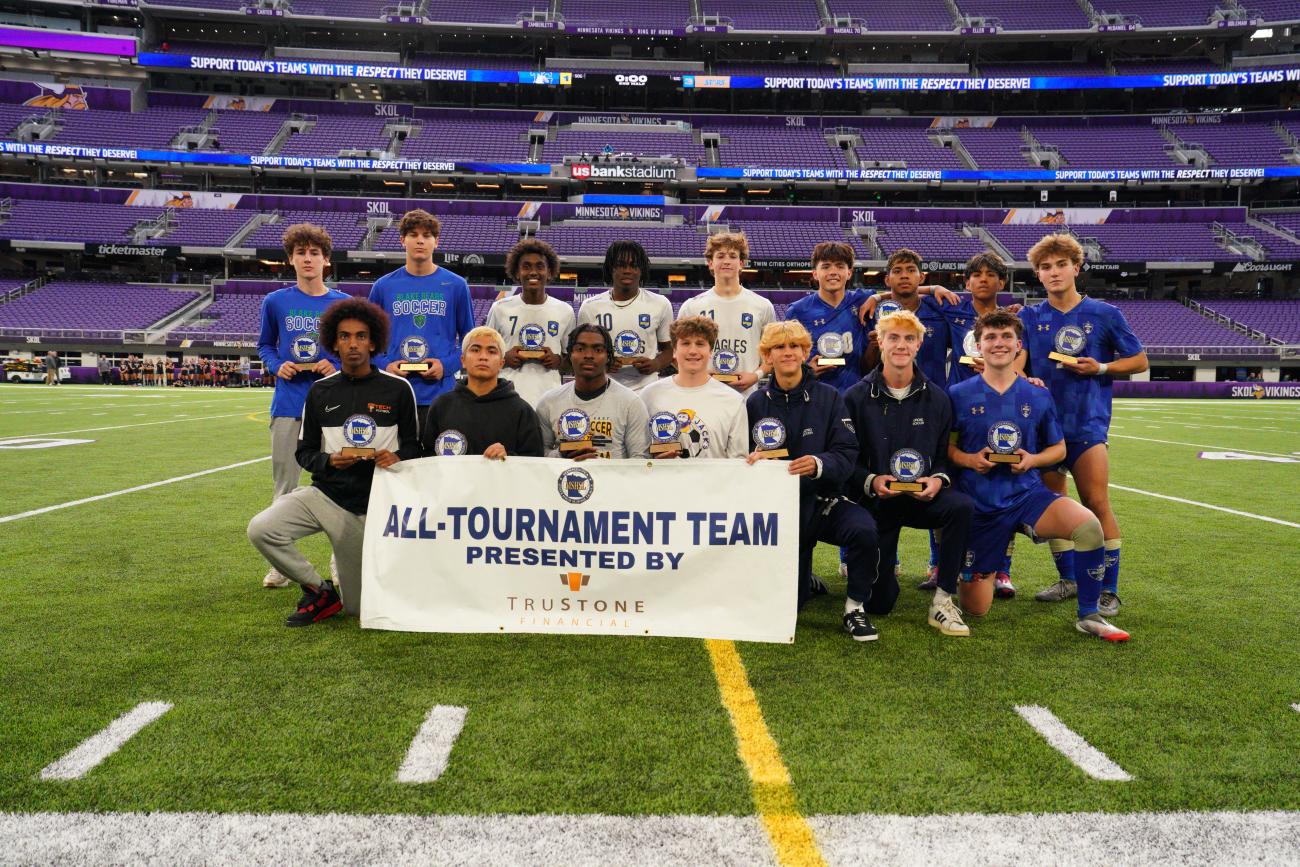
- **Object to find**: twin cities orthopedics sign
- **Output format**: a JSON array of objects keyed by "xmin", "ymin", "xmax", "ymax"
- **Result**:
[{"xmin": 361, "ymin": 456, "xmax": 798, "ymax": 642}]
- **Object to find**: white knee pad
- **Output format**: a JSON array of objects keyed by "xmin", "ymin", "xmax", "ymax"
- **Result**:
[{"xmin": 1070, "ymin": 515, "xmax": 1104, "ymax": 552}]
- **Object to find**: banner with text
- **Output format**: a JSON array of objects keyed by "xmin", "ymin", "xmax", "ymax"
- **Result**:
[{"xmin": 361, "ymin": 457, "xmax": 799, "ymax": 642}]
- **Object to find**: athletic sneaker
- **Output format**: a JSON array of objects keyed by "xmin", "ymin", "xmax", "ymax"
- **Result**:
[
  {"xmin": 285, "ymin": 581, "xmax": 342, "ymax": 627},
  {"xmin": 917, "ymin": 565, "xmax": 939, "ymax": 592},
  {"xmin": 1034, "ymin": 579, "xmax": 1077, "ymax": 602},
  {"xmin": 329, "ymin": 554, "xmax": 339, "ymax": 585},
  {"xmin": 1075, "ymin": 612, "xmax": 1129, "ymax": 642},
  {"xmin": 1098, "ymin": 591, "xmax": 1121, "ymax": 617},
  {"xmin": 809, "ymin": 575, "xmax": 829, "ymax": 597},
  {"xmin": 842, "ymin": 609, "xmax": 878, "ymax": 642},
  {"xmin": 262, "ymin": 567, "xmax": 292, "ymax": 589},
  {"xmin": 994, "ymin": 572, "xmax": 1016, "ymax": 599},
  {"xmin": 928, "ymin": 594, "xmax": 970, "ymax": 637}
]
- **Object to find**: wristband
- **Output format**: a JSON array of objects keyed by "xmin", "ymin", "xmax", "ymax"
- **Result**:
[{"xmin": 1097, "ymin": 362, "xmax": 1109, "ymax": 375}]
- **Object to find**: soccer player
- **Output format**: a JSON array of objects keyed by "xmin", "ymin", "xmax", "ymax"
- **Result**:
[
  {"xmin": 745, "ymin": 321, "xmax": 879, "ymax": 637},
  {"xmin": 368, "ymin": 209, "xmax": 474, "ymax": 412},
  {"xmin": 640, "ymin": 316, "xmax": 749, "ymax": 459},
  {"xmin": 676, "ymin": 231, "xmax": 775, "ymax": 396},
  {"xmin": 785, "ymin": 241, "xmax": 870, "ymax": 393},
  {"xmin": 421, "ymin": 326, "xmax": 544, "ymax": 459},
  {"xmin": 577, "ymin": 240, "xmax": 673, "ymax": 392},
  {"xmin": 536, "ymin": 324, "xmax": 650, "ymax": 460},
  {"xmin": 948, "ymin": 310, "xmax": 1128, "ymax": 641},
  {"xmin": 1018, "ymin": 234, "xmax": 1147, "ymax": 615},
  {"xmin": 255, "ymin": 223, "xmax": 349, "ymax": 588},
  {"xmin": 247, "ymin": 297, "xmax": 420, "ymax": 627},
  {"xmin": 484, "ymin": 239, "xmax": 575, "ymax": 407},
  {"xmin": 844, "ymin": 309, "xmax": 974, "ymax": 638}
]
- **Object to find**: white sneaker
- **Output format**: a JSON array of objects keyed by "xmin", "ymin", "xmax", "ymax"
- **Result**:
[
  {"xmin": 329, "ymin": 554, "xmax": 339, "ymax": 584},
  {"xmin": 1076, "ymin": 613, "xmax": 1129, "ymax": 642},
  {"xmin": 262, "ymin": 568, "xmax": 292, "ymax": 589},
  {"xmin": 928, "ymin": 593, "xmax": 970, "ymax": 637}
]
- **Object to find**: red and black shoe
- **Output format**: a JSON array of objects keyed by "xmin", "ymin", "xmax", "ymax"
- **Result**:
[{"xmin": 285, "ymin": 580, "xmax": 342, "ymax": 627}]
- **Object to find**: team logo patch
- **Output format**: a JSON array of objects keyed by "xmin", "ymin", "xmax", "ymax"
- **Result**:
[
  {"xmin": 889, "ymin": 448, "xmax": 926, "ymax": 482},
  {"xmin": 1054, "ymin": 325, "xmax": 1087, "ymax": 356},
  {"xmin": 401, "ymin": 335, "xmax": 429, "ymax": 362},
  {"xmin": 557, "ymin": 467, "xmax": 594, "ymax": 504},
  {"xmin": 987, "ymin": 421, "xmax": 1023, "ymax": 454},
  {"xmin": 343, "ymin": 414, "xmax": 377, "ymax": 447},
  {"xmin": 713, "ymin": 350, "xmax": 740, "ymax": 374},
  {"xmin": 615, "ymin": 330, "xmax": 644, "ymax": 358},
  {"xmin": 638, "ymin": 313, "xmax": 651, "ymax": 329},
  {"xmin": 752, "ymin": 417, "xmax": 787, "ymax": 451},
  {"xmin": 547, "ymin": 320, "xmax": 560, "ymax": 337},
  {"xmin": 558, "ymin": 408, "xmax": 591, "ymax": 441},
  {"xmin": 519, "ymin": 324, "xmax": 547, "ymax": 350},
  {"xmin": 741, "ymin": 313, "xmax": 754, "ymax": 329},
  {"xmin": 413, "ymin": 314, "xmax": 427, "ymax": 329},
  {"xmin": 1021, "ymin": 403, "xmax": 1032, "ymax": 418},
  {"xmin": 816, "ymin": 332, "xmax": 845, "ymax": 359},
  {"xmin": 291, "ymin": 335, "xmax": 319, "ymax": 363},
  {"xmin": 433, "ymin": 429, "xmax": 468, "ymax": 455}
]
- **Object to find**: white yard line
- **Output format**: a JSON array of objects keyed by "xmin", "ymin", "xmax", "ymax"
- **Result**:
[
  {"xmin": 0, "ymin": 457, "xmax": 270, "ymax": 525},
  {"xmin": 1114, "ymin": 417, "xmax": 1284, "ymax": 433},
  {"xmin": 5, "ymin": 411, "xmax": 257, "ymax": 439},
  {"xmin": 1108, "ymin": 433, "xmax": 1297, "ymax": 458},
  {"xmin": 395, "ymin": 706, "xmax": 468, "ymax": 784},
  {"xmin": 1013, "ymin": 705, "xmax": 1132, "ymax": 782},
  {"xmin": 38, "ymin": 703, "xmax": 172, "ymax": 781},
  {"xmin": 1109, "ymin": 484, "xmax": 1300, "ymax": 529}
]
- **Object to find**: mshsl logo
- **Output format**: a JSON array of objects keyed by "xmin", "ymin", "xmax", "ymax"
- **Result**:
[
  {"xmin": 344, "ymin": 414, "xmax": 377, "ymax": 447},
  {"xmin": 557, "ymin": 467, "xmax": 594, "ymax": 504}
]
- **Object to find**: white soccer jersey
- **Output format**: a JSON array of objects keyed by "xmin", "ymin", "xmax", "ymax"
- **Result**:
[
  {"xmin": 485, "ymin": 293, "xmax": 576, "ymax": 407},
  {"xmin": 676, "ymin": 287, "xmax": 775, "ymax": 395},
  {"xmin": 639, "ymin": 376, "xmax": 748, "ymax": 460},
  {"xmin": 577, "ymin": 289, "xmax": 673, "ymax": 392}
]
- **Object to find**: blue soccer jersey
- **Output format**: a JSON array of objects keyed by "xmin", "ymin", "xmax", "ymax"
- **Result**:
[
  {"xmin": 1018, "ymin": 297, "xmax": 1143, "ymax": 443},
  {"xmin": 786, "ymin": 288, "xmax": 869, "ymax": 393},
  {"xmin": 943, "ymin": 297, "xmax": 982, "ymax": 388},
  {"xmin": 948, "ymin": 375, "xmax": 1064, "ymax": 515},
  {"xmin": 257, "ymin": 284, "xmax": 350, "ymax": 419},
  {"xmin": 873, "ymin": 295, "xmax": 951, "ymax": 391},
  {"xmin": 368, "ymin": 265, "xmax": 475, "ymax": 406}
]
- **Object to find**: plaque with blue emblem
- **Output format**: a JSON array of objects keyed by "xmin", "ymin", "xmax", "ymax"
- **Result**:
[
  {"xmin": 886, "ymin": 448, "xmax": 926, "ymax": 492},
  {"xmin": 752, "ymin": 417, "xmax": 789, "ymax": 459},
  {"xmin": 986, "ymin": 421, "xmax": 1023, "ymax": 464},
  {"xmin": 712, "ymin": 349, "xmax": 741, "ymax": 383},
  {"xmin": 1048, "ymin": 325, "xmax": 1085, "ymax": 366},
  {"xmin": 398, "ymin": 335, "xmax": 431, "ymax": 372},
  {"xmin": 340, "ymin": 413, "xmax": 378, "ymax": 458},
  {"xmin": 647, "ymin": 411, "xmax": 682, "ymax": 456},
  {"xmin": 557, "ymin": 407, "xmax": 594, "ymax": 455},
  {"xmin": 959, "ymin": 329, "xmax": 982, "ymax": 367},
  {"xmin": 815, "ymin": 332, "xmax": 846, "ymax": 367},
  {"xmin": 518, "ymin": 323, "xmax": 547, "ymax": 360}
]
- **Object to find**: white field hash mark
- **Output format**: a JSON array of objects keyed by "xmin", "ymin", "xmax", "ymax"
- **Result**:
[
  {"xmin": 396, "ymin": 705, "xmax": 467, "ymax": 784},
  {"xmin": 39, "ymin": 702, "xmax": 172, "ymax": 781},
  {"xmin": 1014, "ymin": 705, "xmax": 1132, "ymax": 782}
]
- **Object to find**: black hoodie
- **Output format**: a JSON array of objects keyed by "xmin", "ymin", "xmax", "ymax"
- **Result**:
[{"xmin": 421, "ymin": 379, "xmax": 544, "ymax": 457}]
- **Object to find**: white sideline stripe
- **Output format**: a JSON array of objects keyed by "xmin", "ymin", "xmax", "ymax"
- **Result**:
[
  {"xmin": 396, "ymin": 705, "xmax": 467, "ymax": 784},
  {"xmin": 1109, "ymin": 484, "xmax": 1300, "ymax": 529},
  {"xmin": 8, "ymin": 411, "xmax": 255, "ymax": 439},
  {"xmin": 38, "ymin": 702, "xmax": 172, "ymax": 781},
  {"xmin": 1109, "ymin": 432, "xmax": 1296, "ymax": 458},
  {"xmin": 1292, "ymin": 703, "xmax": 1300, "ymax": 714},
  {"xmin": 0, "ymin": 456, "xmax": 270, "ymax": 524},
  {"xmin": 1013, "ymin": 705, "xmax": 1131, "ymax": 782}
]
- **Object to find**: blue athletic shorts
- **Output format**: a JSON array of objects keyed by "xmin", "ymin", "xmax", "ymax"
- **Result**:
[
  {"xmin": 965, "ymin": 487, "xmax": 1060, "ymax": 574},
  {"xmin": 1050, "ymin": 439, "xmax": 1107, "ymax": 475}
]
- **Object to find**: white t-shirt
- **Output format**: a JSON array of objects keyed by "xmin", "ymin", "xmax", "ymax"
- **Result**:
[
  {"xmin": 639, "ymin": 376, "xmax": 748, "ymax": 459},
  {"xmin": 676, "ymin": 286, "xmax": 775, "ymax": 396},
  {"xmin": 577, "ymin": 289, "xmax": 673, "ymax": 392},
  {"xmin": 484, "ymin": 293, "xmax": 576, "ymax": 407},
  {"xmin": 535, "ymin": 379, "xmax": 650, "ymax": 459}
]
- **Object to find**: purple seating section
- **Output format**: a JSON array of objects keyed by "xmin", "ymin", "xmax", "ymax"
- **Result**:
[
  {"xmin": 875, "ymin": 223, "xmax": 988, "ymax": 260},
  {"xmin": 541, "ymin": 130, "xmax": 707, "ymax": 163},
  {"xmin": 245, "ymin": 210, "xmax": 369, "ymax": 250},
  {"xmin": 0, "ymin": 282, "xmax": 201, "ymax": 331},
  {"xmin": 210, "ymin": 111, "xmax": 285, "ymax": 155},
  {"xmin": 371, "ymin": 215, "xmax": 523, "ymax": 252},
  {"xmin": 1173, "ymin": 123, "xmax": 1293, "ymax": 167},
  {"xmin": 697, "ymin": 0, "xmax": 824, "ymax": 30},
  {"xmin": 279, "ymin": 116, "xmax": 394, "ymax": 158},
  {"xmin": 955, "ymin": 0, "xmax": 1092, "ymax": 30},
  {"xmin": 1260, "ymin": 212, "xmax": 1300, "ymax": 236},
  {"xmin": 154, "ymin": 209, "xmax": 254, "ymax": 247},
  {"xmin": 956, "ymin": 128, "xmax": 1036, "ymax": 169},
  {"xmin": 57, "ymin": 108, "xmax": 209, "ymax": 151},
  {"xmin": 852, "ymin": 127, "xmax": 968, "ymax": 170},
  {"xmin": 561, "ymin": 0, "xmax": 691, "ymax": 27},
  {"xmin": 401, "ymin": 118, "xmax": 532, "ymax": 162},
  {"xmin": 423, "ymin": 0, "xmax": 532, "ymax": 24},
  {"xmin": 827, "ymin": 0, "xmax": 954, "ymax": 30},
  {"xmin": 171, "ymin": 292, "xmax": 263, "ymax": 337},
  {"xmin": 1088, "ymin": 0, "xmax": 1220, "ymax": 27},
  {"xmin": 1025, "ymin": 123, "xmax": 1176, "ymax": 169},
  {"xmin": 989, "ymin": 223, "xmax": 1250, "ymax": 262},
  {"xmin": 1107, "ymin": 300, "xmax": 1264, "ymax": 347},
  {"xmin": 713, "ymin": 124, "xmax": 849, "ymax": 169},
  {"xmin": 0, "ymin": 201, "xmax": 160, "ymax": 243},
  {"xmin": 1199, "ymin": 300, "xmax": 1300, "ymax": 343},
  {"xmin": 536, "ymin": 224, "xmax": 705, "ymax": 258}
]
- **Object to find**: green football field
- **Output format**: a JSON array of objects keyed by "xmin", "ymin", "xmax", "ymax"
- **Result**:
[{"xmin": 1, "ymin": 383, "xmax": 1298, "ymax": 865}]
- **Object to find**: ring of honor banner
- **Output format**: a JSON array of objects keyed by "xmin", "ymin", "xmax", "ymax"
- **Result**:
[{"xmin": 361, "ymin": 456, "xmax": 799, "ymax": 643}]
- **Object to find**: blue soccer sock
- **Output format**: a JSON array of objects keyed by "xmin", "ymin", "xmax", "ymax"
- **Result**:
[
  {"xmin": 1048, "ymin": 539, "xmax": 1075, "ymax": 583},
  {"xmin": 1002, "ymin": 536, "xmax": 1016, "ymax": 575},
  {"xmin": 928, "ymin": 529, "xmax": 939, "ymax": 569},
  {"xmin": 1103, "ymin": 540, "xmax": 1122, "ymax": 593},
  {"xmin": 1074, "ymin": 546, "xmax": 1105, "ymax": 617}
]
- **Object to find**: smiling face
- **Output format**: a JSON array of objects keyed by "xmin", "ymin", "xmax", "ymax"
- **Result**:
[
  {"xmin": 515, "ymin": 252, "xmax": 551, "ymax": 293},
  {"xmin": 878, "ymin": 325, "xmax": 921, "ymax": 373},
  {"xmin": 813, "ymin": 259, "xmax": 852, "ymax": 295},
  {"xmin": 673, "ymin": 333, "xmax": 712, "ymax": 377},
  {"xmin": 764, "ymin": 338, "xmax": 808, "ymax": 380},
  {"xmin": 976, "ymin": 324, "xmax": 1022, "ymax": 371},
  {"xmin": 707, "ymin": 246, "xmax": 744, "ymax": 283}
]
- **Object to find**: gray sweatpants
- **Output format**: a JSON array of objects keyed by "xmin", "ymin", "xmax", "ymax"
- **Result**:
[
  {"xmin": 270, "ymin": 416, "xmax": 304, "ymax": 499},
  {"xmin": 247, "ymin": 486, "xmax": 365, "ymax": 616}
]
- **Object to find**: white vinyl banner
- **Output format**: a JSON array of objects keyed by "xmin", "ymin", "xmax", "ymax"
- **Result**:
[{"xmin": 361, "ymin": 456, "xmax": 799, "ymax": 643}]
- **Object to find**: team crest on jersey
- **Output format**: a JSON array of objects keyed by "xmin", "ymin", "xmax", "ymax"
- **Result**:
[
  {"xmin": 752, "ymin": 417, "xmax": 787, "ymax": 451},
  {"xmin": 1083, "ymin": 321, "xmax": 1094, "ymax": 334},
  {"xmin": 519, "ymin": 324, "xmax": 547, "ymax": 350},
  {"xmin": 1054, "ymin": 325, "xmax": 1087, "ymax": 356},
  {"xmin": 674, "ymin": 409, "xmax": 711, "ymax": 458},
  {"xmin": 343, "ymin": 414, "xmax": 377, "ymax": 447},
  {"xmin": 401, "ymin": 335, "xmax": 429, "ymax": 361},
  {"xmin": 557, "ymin": 467, "xmax": 594, "ymax": 504},
  {"xmin": 987, "ymin": 421, "xmax": 1023, "ymax": 454},
  {"xmin": 291, "ymin": 335, "xmax": 319, "ymax": 362},
  {"xmin": 889, "ymin": 448, "xmax": 926, "ymax": 482},
  {"xmin": 433, "ymin": 429, "xmax": 468, "ymax": 455},
  {"xmin": 547, "ymin": 320, "xmax": 560, "ymax": 337},
  {"xmin": 638, "ymin": 313, "xmax": 651, "ymax": 329},
  {"xmin": 558, "ymin": 408, "xmax": 591, "ymax": 441},
  {"xmin": 740, "ymin": 313, "xmax": 753, "ymax": 329},
  {"xmin": 615, "ymin": 330, "xmax": 645, "ymax": 358},
  {"xmin": 413, "ymin": 314, "xmax": 427, "ymax": 329},
  {"xmin": 1020, "ymin": 403, "xmax": 1032, "ymax": 418}
]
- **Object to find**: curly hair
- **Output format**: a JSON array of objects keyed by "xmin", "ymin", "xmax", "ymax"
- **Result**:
[
  {"xmin": 567, "ymin": 322, "xmax": 615, "ymax": 370},
  {"xmin": 885, "ymin": 248, "xmax": 923, "ymax": 271},
  {"xmin": 1028, "ymin": 233, "xmax": 1084, "ymax": 269},
  {"xmin": 506, "ymin": 238, "xmax": 560, "ymax": 282},
  {"xmin": 972, "ymin": 309, "xmax": 1023, "ymax": 340},
  {"xmin": 670, "ymin": 315, "xmax": 719, "ymax": 348},
  {"xmin": 398, "ymin": 209, "xmax": 441, "ymax": 238},
  {"xmin": 320, "ymin": 297, "xmax": 389, "ymax": 357},
  {"xmin": 281, "ymin": 222, "xmax": 333, "ymax": 261},
  {"xmin": 704, "ymin": 231, "xmax": 748, "ymax": 262}
]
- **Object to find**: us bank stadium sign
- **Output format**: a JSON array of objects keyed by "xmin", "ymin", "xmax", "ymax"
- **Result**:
[{"xmin": 570, "ymin": 163, "xmax": 679, "ymax": 181}]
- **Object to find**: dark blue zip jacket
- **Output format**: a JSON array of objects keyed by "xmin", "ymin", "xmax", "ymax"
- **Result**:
[{"xmin": 842, "ymin": 364, "xmax": 954, "ymax": 501}]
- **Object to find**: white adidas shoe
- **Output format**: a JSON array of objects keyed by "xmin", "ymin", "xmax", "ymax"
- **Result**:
[{"xmin": 928, "ymin": 592, "xmax": 970, "ymax": 637}]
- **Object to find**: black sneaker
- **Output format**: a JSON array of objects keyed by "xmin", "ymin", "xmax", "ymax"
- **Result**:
[
  {"xmin": 809, "ymin": 575, "xmax": 829, "ymax": 597},
  {"xmin": 843, "ymin": 609, "xmax": 878, "ymax": 642},
  {"xmin": 285, "ymin": 581, "xmax": 342, "ymax": 627}
]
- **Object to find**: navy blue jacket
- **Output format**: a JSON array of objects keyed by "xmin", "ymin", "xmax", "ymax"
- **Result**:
[
  {"xmin": 842, "ymin": 364, "xmax": 955, "ymax": 501},
  {"xmin": 746, "ymin": 366, "xmax": 859, "ymax": 525}
]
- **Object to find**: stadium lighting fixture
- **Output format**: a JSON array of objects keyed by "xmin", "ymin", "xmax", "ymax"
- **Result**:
[{"xmin": 1251, "ymin": 28, "xmax": 1273, "ymax": 39}]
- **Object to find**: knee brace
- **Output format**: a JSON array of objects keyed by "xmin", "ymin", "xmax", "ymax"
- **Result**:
[{"xmin": 1070, "ymin": 515, "xmax": 1104, "ymax": 552}]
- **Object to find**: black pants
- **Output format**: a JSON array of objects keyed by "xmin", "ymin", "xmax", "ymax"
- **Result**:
[
  {"xmin": 865, "ymin": 487, "xmax": 974, "ymax": 614},
  {"xmin": 800, "ymin": 497, "xmax": 878, "ymax": 609}
]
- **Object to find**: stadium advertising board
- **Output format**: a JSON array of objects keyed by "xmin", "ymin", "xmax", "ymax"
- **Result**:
[
  {"xmin": 362, "ymin": 457, "xmax": 798, "ymax": 642},
  {"xmin": 1115, "ymin": 382, "xmax": 1300, "ymax": 399},
  {"xmin": 138, "ymin": 53, "xmax": 572, "ymax": 86}
]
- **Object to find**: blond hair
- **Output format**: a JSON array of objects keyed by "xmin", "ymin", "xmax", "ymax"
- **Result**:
[
  {"xmin": 758, "ymin": 320, "xmax": 812, "ymax": 356},
  {"xmin": 876, "ymin": 309, "xmax": 926, "ymax": 338},
  {"xmin": 1027, "ymin": 233, "xmax": 1083, "ymax": 268},
  {"xmin": 704, "ymin": 230, "xmax": 749, "ymax": 262},
  {"xmin": 461, "ymin": 325, "xmax": 506, "ymax": 354}
]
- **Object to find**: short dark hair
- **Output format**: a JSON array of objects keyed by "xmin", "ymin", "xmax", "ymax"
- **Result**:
[
  {"xmin": 811, "ymin": 241, "xmax": 855, "ymax": 269},
  {"xmin": 963, "ymin": 252, "xmax": 1008, "ymax": 282},
  {"xmin": 506, "ymin": 238, "xmax": 560, "ymax": 282},
  {"xmin": 603, "ymin": 240, "xmax": 650, "ymax": 284},
  {"xmin": 567, "ymin": 322, "xmax": 615, "ymax": 370},
  {"xmin": 972, "ymin": 309, "xmax": 1022, "ymax": 340},
  {"xmin": 282, "ymin": 222, "xmax": 333, "ymax": 261},
  {"xmin": 398, "ymin": 209, "xmax": 440, "ymax": 238},
  {"xmin": 885, "ymin": 248, "xmax": 923, "ymax": 271},
  {"xmin": 320, "ymin": 297, "xmax": 389, "ymax": 356}
]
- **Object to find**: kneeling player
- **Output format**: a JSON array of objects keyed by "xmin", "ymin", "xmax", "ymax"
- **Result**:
[
  {"xmin": 948, "ymin": 311, "xmax": 1128, "ymax": 641},
  {"xmin": 745, "ymin": 321, "xmax": 879, "ymax": 640},
  {"xmin": 537, "ymin": 324, "xmax": 650, "ymax": 459},
  {"xmin": 247, "ymin": 298, "xmax": 420, "ymax": 627}
]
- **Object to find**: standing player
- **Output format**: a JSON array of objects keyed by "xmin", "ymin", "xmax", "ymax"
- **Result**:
[
  {"xmin": 247, "ymin": 297, "xmax": 420, "ymax": 627},
  {"xmin": 948, "ymin": 310, "xmax": 1128, "ymax": 641},
  {"xmin": 641, "ymin": 316, "xmax": 749, "ymax": 459},
  {"xmin": 536, "ymin": 324, "xmax": 650, "ymax": 460},
  {"xmin": 368, "ymin": 209, "xmax": 475, "ymax": 413},
  {"xmin": 785, "ymin": 241, "xmax": 870, "ymax": 392},
  {"xmin": 256, "ymin": 223, "xmax": 348, "ymax": 589},
  {"xmin": 1018, "ymin": 234, "xmax": 1147, "ymax": 615},
  {"xmin": 676, "ymin": 232, "xmax": 775, "ymax": 396},
  {"xmin": 484, "ymin": 239, "xmax": 575, "ymax": 407},
  {"xmin": 577, "ymin": 240, "xmax": 673, "ymax": 392}
]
